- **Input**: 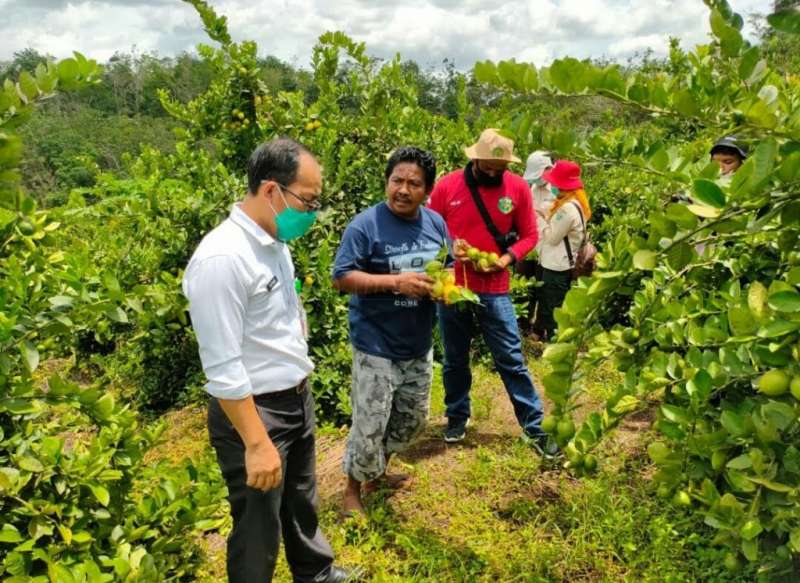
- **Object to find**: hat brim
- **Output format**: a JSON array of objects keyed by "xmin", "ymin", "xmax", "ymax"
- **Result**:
[
  {"xmin": 541, "ymin": 168, "xmax": 583, "ymax": 191},
  {"xmin": 464, "ymin": 145, "xmax": 521, "ymax": 164}
]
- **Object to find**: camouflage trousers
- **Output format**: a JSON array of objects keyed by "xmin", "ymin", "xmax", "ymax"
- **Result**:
[{"xmin": 342, "ymin": 348, "xmax": 433, "ymax": 483}]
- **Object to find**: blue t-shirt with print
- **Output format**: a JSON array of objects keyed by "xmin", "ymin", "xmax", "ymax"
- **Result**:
[{"xmin": 333, "ymin": 202, "xmax": 449, "ymax": 360}]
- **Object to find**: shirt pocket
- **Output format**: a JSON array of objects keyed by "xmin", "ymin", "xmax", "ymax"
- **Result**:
[{"xmin": 249, "ymin": 271, "xmax": 285, "ymax": 325}]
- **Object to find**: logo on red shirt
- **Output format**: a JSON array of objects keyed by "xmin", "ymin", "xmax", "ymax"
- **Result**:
[{"xmin": 497, "ymin": 196, "xmax": 514, "ymax": 214}]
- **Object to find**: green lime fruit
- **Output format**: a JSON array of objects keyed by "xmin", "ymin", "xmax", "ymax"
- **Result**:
[
  {"xmin": 563, "ymin": 442, "xmax": 580, "ymax": 463},
  {"xmin": 723, "ymin": 552, "xmax": 742, "ymax": 572},
  {"xmin": 425, "ymin": 260, "xmax": 443, "ymax": 275},
  {"xmin": 673, "ymin": 490, "xmax": 691, "ymax": 507},
  {"xmin": 478, "ymin": 258, "xmax": 490, "ymax": 271},
  {"xmin": 757, "ymin": 369, "xmax": 790, "ymax": 397},
  {"xmin": 540, "ymin": 416, "xmax": 557, "ymax": 434},
  {"xmin": 487, "ymin": 252, "xmax": 499, "ymax": 263},
  {"xmin": 557, "ymin": 418, "xmax": 576, "ymax": 440},
  {"xmin": 17, "ymin": 220, "xmax": 35, "ymax": 236},
  {"xmin": 582, "ymin": 454, "xmax": 597, "ymax": 472},
  {"xmin": 656, "ymin": 484, "xmax": 671, "ymax": 499},
  {"xmin": 431, "ymin": 281, "xmax": 444, "ymax": 298},
  {"xmin": 622, "ymin": 328, "xmax": 640, "ymax": 343},
  {"xmin": 790, "ymin": 376, "xmax": 800, "ymax": 401},
  {"xmin": 467, "ymin": 248, "xmax": 480, "ymax": 261}
]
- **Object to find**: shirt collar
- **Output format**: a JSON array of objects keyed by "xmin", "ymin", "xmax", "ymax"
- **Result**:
[{"xmin": 230, "ymin": 203, "xmax": 277, "ymax": 246}]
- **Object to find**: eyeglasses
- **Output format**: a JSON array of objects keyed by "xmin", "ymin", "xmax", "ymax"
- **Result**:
[{"xmin": 262, "ymin": 180, "xmax": 322, "ymax": 211}]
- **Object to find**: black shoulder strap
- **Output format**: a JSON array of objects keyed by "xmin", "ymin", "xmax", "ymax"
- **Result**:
[
  {"xmin": 562, "ymin": 201, "xmax": 586, "ymax": 267},
  {"xmin": 464, "ymin": 162, "xmax": 509, "ymax": 251}
]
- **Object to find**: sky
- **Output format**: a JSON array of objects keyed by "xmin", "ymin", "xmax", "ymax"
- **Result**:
[{"xmin": 1, "ymin": 0, "xmax": 776, "ymax": 70}]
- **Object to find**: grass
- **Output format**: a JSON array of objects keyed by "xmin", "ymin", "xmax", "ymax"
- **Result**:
[{"xmin": 146, "ymin": 352, "xmax": 759, "ymax": 582}]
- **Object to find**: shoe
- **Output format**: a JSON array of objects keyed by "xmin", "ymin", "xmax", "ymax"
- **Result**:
[
  {"xmin": 443, "ymin": 417, "xmax": 469, "ymax": 443},
  {"xmin": 323, "ymin": 565, "xmax": 362, "ymax": 582},
  {"xmin": 525, "ymin": 433, "xmax": 560, "ymax": 460}
]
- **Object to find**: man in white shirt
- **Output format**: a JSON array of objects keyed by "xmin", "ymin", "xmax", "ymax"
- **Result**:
[{"xmin": 183, "ymin": 138, "xmax": 354, "ymax": 583}]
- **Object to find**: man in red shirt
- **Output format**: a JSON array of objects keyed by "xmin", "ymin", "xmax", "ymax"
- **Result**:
[{"xmin": 428, "ymin": 129, "xmax": 556, "ymax": 457}]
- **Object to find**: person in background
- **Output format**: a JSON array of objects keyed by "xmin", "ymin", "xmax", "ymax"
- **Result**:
[
  {"xmin": 183, "ymin": 138, "xmax": 354, "ymax": 583},
  {"xmin": 710, "ymin": 135, "xmax": 747, "ymax": 176},
  {"xmin": 428, "ymin": 129, "xmax": 556, "ymax": 458},
  {"xmin": 524, "ymin": 150, "xmax": 554, "ymax": 213},
  {"xmin": 518, "ymin": 150, "xmax": 554, "ymax": 333},
  {"xmin": 534, "ymin": 160, "xmax": 591, "ymax": 342},
  {"xmin": 332, "ymin": 147, "xmax": 446, "ymax": 516}
]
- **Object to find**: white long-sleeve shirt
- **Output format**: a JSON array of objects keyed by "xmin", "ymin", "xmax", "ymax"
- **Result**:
[
  {"xmin": 182, "ymin": 204, "xmax": 313, "ymax": 399},
  {"xmin": 536, "ymin": 201, "xmax": 585, "ymax": 272}
]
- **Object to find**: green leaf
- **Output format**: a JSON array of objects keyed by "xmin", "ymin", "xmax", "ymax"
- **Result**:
[
  {"xmin": 692, "ymin": 179, "xmax": 726, "ymax": 208},
  {"xmin": 90, "ymin": 484, "xmax": 110, "ymax": 506},
  {"xmin": 673, "ymin": 90, "xmax": 699, "ymax": 117},
  {"xmin": 747, "ymin": 477, "xmax": 794, "ymax": 493},
  {"xmin": 20, "ymin": 340, "xmax": 39, "ymax": 373},
  {"xmin": 728, "ymin": 305, "xmax": 757, "ymax": 336},
  {"xmin": 661, "ymin": 404, "xmax": 691, "ymax": 425},
  {"xmin": 748, "ymin": 138, "xmax": 778, "ymax": 189},
  {"xmin": 687, "ymin": 204, "xmax": 720, "ymax": 218},
  {"xmin": 667, "ymin": 243, "xmax": 694, "ymax": 271},
  {"xmin": 542, "ymin": 343, "xmax": 577, "ymax": 364},
  {"xmin": 758, "ymin": 320, "xmax": 800, "ymax": 338},
  {"xmin": 740, "ymin": 519, "xmax": 763, "ymax": 541},
  {"xmin": 768, "ymin": 8, "xmax": 800, "ymax": 34},
  {"xmin": 17, "ymin": 456, "xmax": 44, "ymax": 472},
  {"xmin": 721, "ymin": 410, "xmax": 748, "ymax": 436},
  {"xmin": 17, "ymin": 71, "xmax": 38, "ymax": 101},
  {"xmin": 726, "ymin": 454, "xmax": 752, "ymax": 470},
  {"xmin": 778, "ymin": 151, "xmax": 800, "ymax": 183},
  {"xmin": 790, "ymin": 529, "xmax": 800, "ymax": 553},
  {"xmin": 633, "ymin": 249, "xmax": 657, "ymax": 270},
  {"xmin": 57, "ymin": 58, "xmax": 79, "ymax": 81},
  {"xmin": 473, "ymin": 61, "xmax": 497, "ymax": 84},
  {"xmin": 0, "ymin": 524, "xmax": 23, "ymax": 544},
  {"xmin": 666, "ymin": 203, "xmax": 699, "ymax": 230},
  {"xmin": 93, "ymin": 393, "xmax": 115, "ymax": 420},
  {"xmin": 761, "ymin": 401, "xmax": 796, "ymax": 432},
  {"xmin": 768, "ymin": 291, "xmax": 800, "ymax": 312}
]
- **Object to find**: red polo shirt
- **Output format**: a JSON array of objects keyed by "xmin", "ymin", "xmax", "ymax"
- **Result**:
[{"xmin": 428, "ymin": 168, "xmax": 538, "ymax": 294}]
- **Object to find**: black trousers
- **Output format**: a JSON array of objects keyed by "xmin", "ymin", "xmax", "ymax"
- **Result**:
[
  {"xmin": 208, "ymin": 386, "xmax": 335, "ymax": 583},
  {"xmin": 535, "ymin": 268, "xmax": 573, "ymax": 340}
]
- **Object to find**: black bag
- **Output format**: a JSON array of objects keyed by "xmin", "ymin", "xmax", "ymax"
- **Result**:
[
  {"xmin": 563, "ymin": 201, "xmax": 597, "ymax": 280},
  {"xmin": 463, "ymin": 162, "xmax": 517, "ymax": 253}
]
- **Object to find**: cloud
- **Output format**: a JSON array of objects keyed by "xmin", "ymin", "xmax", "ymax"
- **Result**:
[{"xmin": 0, "ymin": 0, "xmax": 774, "ymax": 69}]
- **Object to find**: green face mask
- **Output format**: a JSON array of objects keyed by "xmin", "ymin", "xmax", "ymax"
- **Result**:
[{"xmin": 270, "ymin": 187, "xmax": 317, "ymax": 242}]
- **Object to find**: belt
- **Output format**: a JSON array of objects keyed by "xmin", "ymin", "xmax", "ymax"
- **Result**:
[{"xmin": 253, "ymin": 378, "xmax": 308, "ymax": 403}]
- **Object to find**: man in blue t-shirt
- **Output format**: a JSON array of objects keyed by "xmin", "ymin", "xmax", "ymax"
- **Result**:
[{"xmin": 332, "ymin": 146, "xmax": 448, "ymax": 515}]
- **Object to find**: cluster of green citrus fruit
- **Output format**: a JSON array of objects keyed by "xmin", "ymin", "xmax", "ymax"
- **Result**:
[
  {"xmin": 425, "ymin": 260, "xmax": 477, "ymax": 305},
  {"xmin": 756, "ymin": 369, "xmax": 800, "ymax": 399},
  {"xmin": 464, "ymin": 244, "xmax": 501, "ymax": 271},
  {"xmin": 540, "ymin": 414, "xmax": 597, "ymax": 473}
]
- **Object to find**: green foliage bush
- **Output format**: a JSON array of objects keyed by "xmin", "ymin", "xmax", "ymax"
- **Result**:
[{"xmin": 477, "ymin": 0, "xmax": 800, "ymax": 575}]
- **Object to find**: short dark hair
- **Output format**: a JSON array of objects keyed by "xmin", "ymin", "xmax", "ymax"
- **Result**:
[
  {"xmin": 385, "ymin": 147, "xmax": 437, "ymax": 191},
  {"xmin": 247, "ymin": 138, "xmax": 311, "ymax": 194},
  {"xmin": 710, "ymin": 145, "xmax": 744, "ymax": 160}
]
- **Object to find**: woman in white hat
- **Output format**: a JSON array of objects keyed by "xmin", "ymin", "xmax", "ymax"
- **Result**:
[{"xmin": 523, "ymin": 150, "xmax": 554, "ymax": 216}]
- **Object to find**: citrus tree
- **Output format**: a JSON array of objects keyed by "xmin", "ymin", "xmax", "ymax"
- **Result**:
[
  {"xmin": 1, "ymin": 55, "xmax": 226, "ymax": 582},
  {"xmin": 474, "ymin": 1, "xmax": 800, "ymax": 576}
]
